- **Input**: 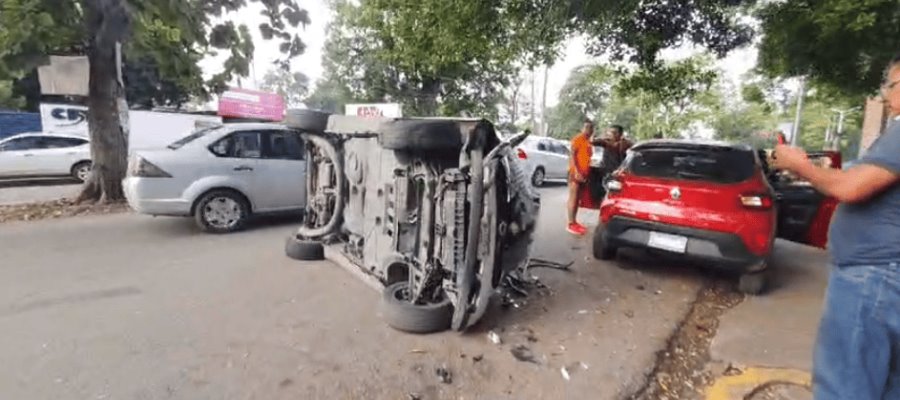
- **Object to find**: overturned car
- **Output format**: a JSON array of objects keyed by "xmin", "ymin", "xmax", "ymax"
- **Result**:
[{"xmin": 284, "ymin": 111, "xmax": 540, "ymax": 333}]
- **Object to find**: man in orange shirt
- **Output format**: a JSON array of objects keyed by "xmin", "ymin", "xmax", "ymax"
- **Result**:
[{"xmin": 567, "ymin": 119, "xmax": 594, "ymax": 235}]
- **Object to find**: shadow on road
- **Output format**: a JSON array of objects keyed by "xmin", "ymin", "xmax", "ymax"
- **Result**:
[
  {"xmin": 0, "ymin": 178, "xmax": 80, "ymax": 188},
  {"xmin": 133, "ymin": 213, "xmax": 303, "ymax": 237}
]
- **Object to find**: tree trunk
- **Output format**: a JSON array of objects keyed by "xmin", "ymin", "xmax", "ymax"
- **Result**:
[{"xmin": 78, "ymin": 0, "xmax": 130, "ymax": 204}]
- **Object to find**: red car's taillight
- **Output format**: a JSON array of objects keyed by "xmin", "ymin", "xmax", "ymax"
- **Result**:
[
  {"xmin": 517, "ymin": 148, "xmax": 527, "ymax": 160},
  {"xmin": 739, "ymin": 193, "xmax": 773, "ymax": 209}
]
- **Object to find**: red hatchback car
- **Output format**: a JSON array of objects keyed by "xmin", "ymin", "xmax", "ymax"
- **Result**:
[{"xmin": 589, "ymin": 140, "xmax": 839, "ymax": 294}]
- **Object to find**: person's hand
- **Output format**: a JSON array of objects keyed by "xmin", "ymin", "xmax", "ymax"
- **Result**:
[
  {"xmin": 574, "ymin": 171, "xmax": 586, "ymax": 183},
  {"xmin": 772, "ymin": 145, "xmax": 809, "ymax": 171}
]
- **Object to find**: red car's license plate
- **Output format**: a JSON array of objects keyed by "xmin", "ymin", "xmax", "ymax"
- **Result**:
[{"xmin": 647, "ymin": 232, "xmax": 688, "ymax": 253}]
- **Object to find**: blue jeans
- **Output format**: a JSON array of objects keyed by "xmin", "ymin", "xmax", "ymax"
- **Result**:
[{"xmin": 813, "ymin": 263, "xmax": 900, "ymax": 400}]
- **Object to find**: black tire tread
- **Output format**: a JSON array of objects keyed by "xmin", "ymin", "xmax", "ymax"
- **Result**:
[
  {"xmin": 738, "ymin": 270, "xmax": 767, "ymax": 295},
  {"xmin": 285, "ymin": 236, "xmax": 325, "ymax": 261},
  {"xmin": 592, "ymin": 225, "xmax": 618, "ymax": 260},
  {"xmin": 381, "ymin": 282, "xmax": 453, "ymax": 334},
  {"xmin": 378, "ymin": 119, "xmax": 463, "ymax": 152},
  {"xmin": 285, "ymin": 109, "xmax": 330, "ymax": 132}
]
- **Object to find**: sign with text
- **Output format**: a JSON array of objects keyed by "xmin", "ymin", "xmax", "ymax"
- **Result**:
[
  {"xmin": 218, "ymin": 88, "xmax": 285, "ymax": 121},
  {"xmin": 345, "ymin": 103, "xmax": 402, "ymax": 118},
  {"xmin": 40, "ymin": 103, "xmax": 89, "ymax": 135}
]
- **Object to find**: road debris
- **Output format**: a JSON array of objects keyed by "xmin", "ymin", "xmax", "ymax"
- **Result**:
[
  {"xmin": 577, "ymin": 309, "xmax": 588, "ymax": 315},
  {"xmin": 624, "ymin": 310, "xmax": 635, "ymax": 318},
  {"xmin": 408, "ymin": 393, "xmax": 422, "ymax": 400},
  {"xmin": 435, "ymin": 366, "xmax": 453, "ymax": 384},
  {"xmin": 655, "ymin": 290, "xmax": 662, "ymax": 295},
  {"xmin": 723, "ymin": 363, "xmax": 743, "ymax": 376},
  {"xmin": 409, "ymin": 349, "xmax": 427, "ymax": 354},
  {"xmin": 636, "ymin": 284, "xmax": 646, "ymax": 291},
  {"xmin": 488, "ymin": 331, "xmax": 502, "ymax": 345},
  {"xmin": 527, "ymin": 258, "xmax": 573, "ymax": 271},
  {"xmin": 472, "ymin": 354, "xmax": 484, "ymax": 363},
  {"xmin": 560, "ymin": 362, "xmax": 589, "ymax": 381},
  {"xmin": 510, "ymin": 345, "xmax": 539, "ymax": 364}
]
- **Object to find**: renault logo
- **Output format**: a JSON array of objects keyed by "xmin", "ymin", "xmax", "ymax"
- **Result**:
[{"xmin": 670, "ymin": 187, "xmax": 681, "ymax": 200}]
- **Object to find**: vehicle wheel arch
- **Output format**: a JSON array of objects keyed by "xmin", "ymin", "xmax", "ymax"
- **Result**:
[
  {"xmin": 70, "ymin": 160, "xmax": 92, "ymax": 177},
  {"xmin": 190, "ymin": 187, "xmax": 253, "ymax": 216},
  {"xmin": 382, "ymin": 254, "xmax": 411, "ymax": 285}
]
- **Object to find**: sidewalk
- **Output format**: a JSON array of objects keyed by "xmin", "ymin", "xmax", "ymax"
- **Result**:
[{"xmin": 706, "ymin": 240, "xmax": 829, "ymax": 399}]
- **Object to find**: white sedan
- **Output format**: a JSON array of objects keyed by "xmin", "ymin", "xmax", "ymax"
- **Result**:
[
  {"xmin": 0, "ymin": 133, "xmax": 92, "ymax": 181},
  {"xmin": 123, "ymin": 123, "xmax": 307, "ymax": 233}
]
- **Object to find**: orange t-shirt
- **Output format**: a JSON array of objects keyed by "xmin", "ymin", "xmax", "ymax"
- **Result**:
[{"xmin": 569, "ymin": 133, "xmax": 593, "ymax": 176}]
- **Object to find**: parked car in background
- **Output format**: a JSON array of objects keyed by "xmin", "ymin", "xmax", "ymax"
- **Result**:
[
  {"xmin": 516, "ymin": 136, "xmax": 570, "ymax": 186},
  {"xmin": 590, "ymin": 140, "xmax": 839, "ymax": 294},
  {"xmin": 123, "ymin": 123, "xmax": 307, "ymax": 233},
  {"xmin": 0, "ymin": 133, "xmax": 92, "ymax": 182}
]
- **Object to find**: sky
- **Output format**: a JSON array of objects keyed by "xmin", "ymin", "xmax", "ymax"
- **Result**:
[{"xmin": 199, "ymin": 1, "xmax": 761, "ymax": 110}]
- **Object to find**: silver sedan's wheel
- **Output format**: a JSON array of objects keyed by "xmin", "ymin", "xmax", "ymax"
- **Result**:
[
  {"xmin": 72, "ymin": 162, "xmax": 92, "ymax": 182},
  {"xmin": 531, "ymin": 167, "xmax": 545, "ymax": 187},
  {"xmin": 194, "ymin": 190, "xmax": 249, "ymax": 233}
]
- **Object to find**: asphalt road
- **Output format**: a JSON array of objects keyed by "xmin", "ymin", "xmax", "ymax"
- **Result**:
[
  {"xmin": 0, "ymin": 179, "xmax": 80, "ymax": 205},
  {"xmin": 0, "ymin": 187, "xmax": 755, "ymax": 399}
]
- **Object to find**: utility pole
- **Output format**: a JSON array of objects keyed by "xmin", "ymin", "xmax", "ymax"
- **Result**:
[
  {"xmin": 530, "ymin": 67, "xmax": 537, "ymax": 135},
  {"xmin": 830, "ymin": 107, "xmax": 860, "ymax": 151},
  {"xmin": 791, "ymin": 76, "xmax": 806, "ymax": 146},
  {"xmin": 541, "ymin": 64, "xmax": 549, "ymax": 136}
]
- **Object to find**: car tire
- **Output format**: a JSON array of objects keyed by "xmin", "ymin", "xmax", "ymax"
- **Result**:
[
  {"xmin": 71, "ymin": 161, "xmax": 92, "ymax": 182},
  {"xmin": 592, "ymin": 225, "xmax": 618, "ymax": 260},
  {"xmin": 193, "ymin": 190, "xmax": 250, "ymax": 234},
  {"xmin": 285, "ymin": 109, "xmax": 330, "ymax": 132},
  {"xmin": 531, "ymin": 167, "xmax": 545, "ymax": 187},
  {"xmin": 284, "ymin": 235, "xmax": 325, "ymax": 261},
  {"xmin": 381, "ymin": 281, "xmax": 453, "ymax": 334},
  {"xmin": 379, "ymin": 119, "xmax": 463, "ymax": 152},
  {"xmin": 738, "ymin": 269, "xmax": 768, "ymax": 295}
]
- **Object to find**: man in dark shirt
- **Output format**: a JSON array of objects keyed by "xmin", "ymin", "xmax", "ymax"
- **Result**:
[
  {"xmin": 593, "ymin": 124, "xmax": 632, "ymax": 172},
  {"xmin": 774, "ymin": 53, "xmax": 900, "ymax": 399}
]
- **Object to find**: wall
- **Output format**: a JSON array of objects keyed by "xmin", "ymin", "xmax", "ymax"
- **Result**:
[{"xmin": 0, "ymin": 111, "xmax": 42, "ymax": 140}]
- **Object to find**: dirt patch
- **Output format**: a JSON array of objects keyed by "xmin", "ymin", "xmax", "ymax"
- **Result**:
[
  {"xmin": 624, "ymin": 279, "xmax": 745, "ymax": 400},
  {"xmin": 0, "ymin": 199, "xmax": 128, "ymax": 224}
]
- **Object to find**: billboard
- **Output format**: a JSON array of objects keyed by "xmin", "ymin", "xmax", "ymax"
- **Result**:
[
  {"xmin": 345, "ymin": 103, "xmax": 402, "ymax": 118},
  {"xmin": 218, "ymin": 88, "xmax": 286, "ymax": 121}
]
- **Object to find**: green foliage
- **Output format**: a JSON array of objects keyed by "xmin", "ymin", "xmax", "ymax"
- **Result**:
[
  {"xmin": 575, "ymin": 0, "xmax": 756, "ymax": 65},
  {"xmin": 260, "ymin": 68, "xmax": 309, "ymax": 107},
  {"xmin": 756, "ymin": 0, "xmax": 900, "ymax": 96},
  {"xmin": 547, "ymin": 57, "xmax": 722, "ymax": 140},
  {"xmin": 709, "ymin": 101, "xmax": 778, "ymax": 148},
  {"xmin": 0, "ymin": 80, "xmax": 24, "ymax": 109},
  {"xmin": 319, "ymin": 0, "xmax": 536, "ymax": 117},
  {"xmin": 0, "ymin": 0, "xmax": 310, "ymax": 108}
]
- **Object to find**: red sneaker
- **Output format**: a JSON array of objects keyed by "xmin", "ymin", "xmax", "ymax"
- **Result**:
[{"xmin": 567, "ymin": 222, "xmax": 587, "ymax": 236}]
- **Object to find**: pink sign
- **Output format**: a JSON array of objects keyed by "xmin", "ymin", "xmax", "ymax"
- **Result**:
[{"xmin": 217, "ymin": 88, "xmax": 285, "ymax": 121}]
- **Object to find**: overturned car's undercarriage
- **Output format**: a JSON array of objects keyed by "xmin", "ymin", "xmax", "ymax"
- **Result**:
[{"xmin": 284, "ymin": 111, "xmax": 540, "ymax": 332}]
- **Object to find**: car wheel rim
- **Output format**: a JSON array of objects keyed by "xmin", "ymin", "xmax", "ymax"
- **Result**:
[
  {"xmin": 77, "ymin": 166, "xmax": 90, "ymax": 181},
  {"xmin": 533, "ymin": 170, "xmax": 544, "ymax": 186},
  {"xmin": 203, "ymin": 197, "xmax": 242, "ymax": 229}
]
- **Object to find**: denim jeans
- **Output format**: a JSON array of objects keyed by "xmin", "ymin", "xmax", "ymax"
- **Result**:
[{"xmin": 813, "ymin": 263, "xmax": 900, "ymax": 400}]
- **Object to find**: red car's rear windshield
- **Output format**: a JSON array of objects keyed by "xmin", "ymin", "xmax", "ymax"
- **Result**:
[{"xmin": 625, "ymin": 147, "xmax": 756, "ymax": 184}]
